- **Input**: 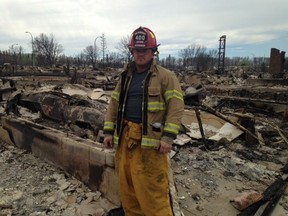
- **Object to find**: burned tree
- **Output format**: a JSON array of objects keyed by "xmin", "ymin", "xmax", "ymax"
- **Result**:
[
  {"xmin": 179, "ymin": 44, "xmax": 218, "ymax": 71},
  {"xmin": 33, "ymin": 33, "xmax": 64, "ymax": 66},
  {"xmin": 83, "ymin": 45, "xmax": 96, "ymax": 68},
  {"xmin": 115, "ymin": 35, "xmax": 132, "ymax": 63}
]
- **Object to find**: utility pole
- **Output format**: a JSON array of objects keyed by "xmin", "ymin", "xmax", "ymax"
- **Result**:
[
  {"xmin": 101, "ymin": 33, "xmax": 106, "ymax": 64},
  {"xmin": 217, "ymin": 35, "xmax": 226, "ymax": 74}
]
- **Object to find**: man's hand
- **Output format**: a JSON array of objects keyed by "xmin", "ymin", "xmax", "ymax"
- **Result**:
[
  {"xmin": 103, "ymin": 135, "xmax": 114, "ymax": 148},
  {"xmin": 158, "ymin": 140, "xmax": 172, "ymax": 153}
]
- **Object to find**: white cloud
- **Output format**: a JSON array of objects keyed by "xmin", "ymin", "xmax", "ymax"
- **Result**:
[{"xmin": 1, "ymin": 0, "xmax": 287, "ymax": 57}]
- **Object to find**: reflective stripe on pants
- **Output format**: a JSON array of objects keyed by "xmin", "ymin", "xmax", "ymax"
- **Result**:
[{"xmin": 115, "ymin": 121, "xmax": 173, "ymax": 216}]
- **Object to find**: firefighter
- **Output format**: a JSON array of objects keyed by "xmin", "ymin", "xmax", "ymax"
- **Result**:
[{"xmin": 103, "ymin": 26, "xmax": 184, "ymax": 216}]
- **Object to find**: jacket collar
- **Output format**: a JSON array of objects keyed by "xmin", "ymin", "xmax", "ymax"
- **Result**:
[{"xmin": 123, "ymin": 59, "xmax": 158, "ymax": 76}]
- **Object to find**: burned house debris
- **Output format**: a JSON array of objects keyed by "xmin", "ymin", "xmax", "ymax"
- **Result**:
[
  {"xmin": 269, "ymin": 48, "xmax": 286, "ymax": 78},
  {"xmin": 0, "ymin": 60, "xmax": 288, "ymax": 216}
]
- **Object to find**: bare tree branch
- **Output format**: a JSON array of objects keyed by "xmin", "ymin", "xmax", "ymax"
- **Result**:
[{"xmin": 34, "ymin": 33, "xmax": 63, "ymax": 66}]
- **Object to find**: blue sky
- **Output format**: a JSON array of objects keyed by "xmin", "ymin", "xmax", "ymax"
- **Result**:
[{"xmin": 1, "ymin": 0, "xmax": 287, "ymax": 58}]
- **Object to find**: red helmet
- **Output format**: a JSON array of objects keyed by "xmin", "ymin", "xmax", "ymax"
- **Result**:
[{"xmin": 128, "ymin": 26, "xmax": 160, "ymax": 50}]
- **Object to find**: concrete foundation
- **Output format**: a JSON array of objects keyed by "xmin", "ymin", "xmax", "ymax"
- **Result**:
[{"xmin": 0, "ymin": 116, "xmax": 120, "ymax": 206}]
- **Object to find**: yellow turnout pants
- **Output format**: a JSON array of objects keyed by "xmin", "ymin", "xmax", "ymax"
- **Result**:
[{"xmin": 115, "ymin": 121, "xmax": 173, "ymax": 216}]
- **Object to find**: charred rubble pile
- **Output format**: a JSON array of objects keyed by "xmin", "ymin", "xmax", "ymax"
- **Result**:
[
  {"xmin": 1, "ymin": 69, "xmax": 288, "ymax": 215},
  {"xmin": 172, "ymin": 73, "xmax": 288, "ymax": 215},
  {"xmin": 0, "ymin": 76, "xmax": 111, "ymax": 141}
]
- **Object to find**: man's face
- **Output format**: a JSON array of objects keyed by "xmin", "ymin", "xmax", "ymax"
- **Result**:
[{"xmin": 132, "ymin": 48, "xmax": 154, "ymax": 67}]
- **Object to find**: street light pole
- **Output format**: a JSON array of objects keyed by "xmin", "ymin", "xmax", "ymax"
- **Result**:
[
  {"xmin": 25, "ymin": 31, "xmax": 34, "ymax": 67},
  {"xmin": 94, "ymin": 36, "xmax": 101, "ymax": 65},
  {"xmin": 11, "ymin": 43, "xmax": 18, "ymax": 48},
  {"xmin": 10, "ymin": 43, "xmax": 18, "ymax": 73},
  {"xmin": 10, "ymin": 43, "xmax": 18, "ymax": 53}
]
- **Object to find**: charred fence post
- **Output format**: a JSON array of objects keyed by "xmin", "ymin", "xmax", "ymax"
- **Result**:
[
  {"xmin": 238, "ymin": 114, "xmax": 259, "ymax": 146},
  {"xmin": 195, "ymin": 108, "xmax": 208, "ymax": 150}
]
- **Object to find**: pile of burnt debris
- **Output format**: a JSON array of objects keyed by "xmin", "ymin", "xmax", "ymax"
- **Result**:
[
  {"xmin": 0, "ymin": 140, "xmax": 117, "ymax": 216},
  {"xmin": 0, "ymin": 67, "xmax": 288, "ymax": 215}
]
